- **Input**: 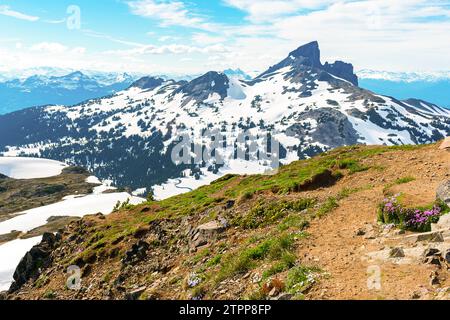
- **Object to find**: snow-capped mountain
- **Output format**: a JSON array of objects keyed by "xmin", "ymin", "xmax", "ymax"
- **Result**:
[
  {"xmin": 358, "ymin": 69, "xmax": 450, "ymax": 82},
  {"xmin": 0, "ymin": 67, "xmax": 76, "ymax": 81},
  {"xmin": 0, "ymin": 41, "xmax": 449, "ymax": 198},
  {"xmin": 0, "ymin": 71, "xmax": 140, "ymax": 114},
  {"xmin": 358, "ymin": 69, "xmax": 450, "ymax": 108}
]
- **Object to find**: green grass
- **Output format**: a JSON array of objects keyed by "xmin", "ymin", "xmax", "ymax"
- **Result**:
[
  {"xmin": 233, "ymin": 198, "xmax": 316, "ymax": 229},
  {"xmin": 395, "ymin": 176, "xmax": 416, "ymax": 185},
  {"xmin": 42, "ymin": 290, "xmax": 56, "ymax": 299},
  {"xmin": 215, "ymin": 233, "xmax": 295, "ymax": 283},
  {"xmin": 337, "ymin": 159, "xmax": 369, "ymax": 174},
  {"xmin": 316, "ymin": 197, "xmax": 339, "ymax": 217},
  {"xmin": 286, "ymin": 266, "xmax": 319, "ymax": 294},
  {"xmin": 278, "ymin": 214, "xmax": 310, "ymax": 232},
  {"xmin": 189, "ymin": 248, "xmax": 211, "ymax": 265},
  {"xmin": 262, "ymin": 252, "xmax": 297, "ymax": 279},
  {"xmin": 206, "ymin": 254, "xmax": 222, "ymax": 268},
  {"xmin": 337, "ymin": 184, "xmax": 374, "ymax": 200},
  {"xmin": 121, "ymin": 145, "xmax": 424, "ymax": 223}
]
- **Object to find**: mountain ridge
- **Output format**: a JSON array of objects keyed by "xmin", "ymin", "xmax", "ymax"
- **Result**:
[
  {"xmin": 0, "ymin": 41, "xmax": 449, "ymax": 198},
  {"xmin": 0, "ymin": 71, "xmax": 139, "ymax": 115}
]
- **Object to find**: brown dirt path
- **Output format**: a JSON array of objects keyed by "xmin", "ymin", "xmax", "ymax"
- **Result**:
[{"xmin": 299, "ymin": 144, "xmax": 450, "ymax": 300}]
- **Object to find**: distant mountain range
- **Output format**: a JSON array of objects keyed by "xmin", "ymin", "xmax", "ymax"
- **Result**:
[
  {"xmin": 0, "ymin": 68, "xmax": 255, "ymax": 115},
  {"xmin": 1, "ymin": 41, "xmax": 449, "ymax": 199},
  {"xmin": 358, "ymin": 70, "xmax": 450, "ymax": 108},
  {"xmin": 0, "ymin": 71, "xmax": 139, "ymax": 114}
]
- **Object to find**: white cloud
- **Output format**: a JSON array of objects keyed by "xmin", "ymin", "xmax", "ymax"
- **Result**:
[
  {"xmin": 2, "ymin": 0, "xmax": 450, "ymax": 76},
  {"xmin": 158, "ymin": 35, "xmax": 179, "ymax": 42},
  {"xmin": 30, "ymin": 42, "xmax": 68, "ymax": 54},
  {"xmin": 106, "ymin": 43, "xmax": 230, "ymax": 56},
  {"xmin": 191, "ymin": 33, "xmax": 226, "ymax": 45},
  {"xmin": 43, "ymin": 18, "xmax": 66, "ymax": 24},
  {"xmin": 71, "ymin": 47, "xmax": 87, "ymax": 55},
  {"xmin": 82, "ymin": 29, "xmax": 145, "ymax": 47},
  {"xmin": 128, "ymin": 0, "xmax": 217, "ymax": 30},
  {"xmin": 214, "ymin": 0, "xmax": 450, "ymax": 73},
  {"xmin": 0, "ymin": 5, "xmax": 39, "ymax": 22},
  {"xmin": 26, "ymin": 42, "xmax": 85, "ymax": 57},
  {"xmin": 223, "ymin": 0, "xmax": 336, "ymax": 22}
]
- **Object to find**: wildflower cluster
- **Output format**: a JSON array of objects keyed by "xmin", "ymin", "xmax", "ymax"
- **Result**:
[
  {"xmin": 378, "ymin": 195, "xmax": 447, "ymax": 232},
  {"xmin": 404, "ymin": 206, "xmax": 441, "ymax": 232}
]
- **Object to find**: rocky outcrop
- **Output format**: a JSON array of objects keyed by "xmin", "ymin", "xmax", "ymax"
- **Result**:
[
  {"xmin": 437, "ymin": 180, "xmax": 450, "ymax": 206},
  {"xmin": 289, "ymin": 41, "xmax": 322, "ymax": 68},
  {"xmin": 257, "ymin": 41, "xmax": 358, "ymax": 87},
  {"xmin": 121, "ymin": 240, "xmax": 150, "ymax": 265},
  {"xmin": 286, "ymin": 108, "xmax": 360, "ymax": 150},
  {"xmin": 188, "ymin": 219, "xmax": 228, "ymax": 249},
  {"xmin": 174, "ymin": 71, "xmax": 229, "ymax": 105},
  {"xmin": 324, "ymin": 61, "xmax": 358, "ymax": 86},
  {"xmin": 130, "ymin": 77, "xmax": 165, "ymax": 90},
  {"xmin": 9, "ymin": 232, "xmax": 61, "ymax": 293},
  {"xmin": 432, "ymin": 214, "xmax": 450, "ymax": 232}
]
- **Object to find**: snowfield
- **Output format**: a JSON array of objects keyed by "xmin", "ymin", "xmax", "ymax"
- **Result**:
[
  {"xmin": 0, "ymin": 236, "xmax": 42, "ymax": 291},
  {"xmin": 0, "ymin": 191, "xmax": 145, "ymax": 291},
  {"xmin": 0, "ymin": 157, "xmax": 67, "ymax": 179},
  {"xmin": 0, "ymin": 157, "xmax": 146, "ymax": 292},
  {"xmin": 0, "ymin": 192, "xmax": 145, "ymax": 235}
]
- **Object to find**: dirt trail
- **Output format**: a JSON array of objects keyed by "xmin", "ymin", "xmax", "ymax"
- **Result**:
[{"xmin": 299, "ymin": 145, "xmax": 450, "ymax": 300}]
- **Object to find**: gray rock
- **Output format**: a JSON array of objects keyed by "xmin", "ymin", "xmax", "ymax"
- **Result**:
[
  {"xmin": 131, "ymin": 77, "xmax": 164, "ymax": 90},
  {"xmin": 276, "ymin": 293, "xmax": 293, "ymax": 300},
  {"xmin": 437, "ymin": 180, "xmax": 450, "ymax": 205},
  {"xmin": 430, "ymin": 271, "xmax": 440, "ymax": 286},
  {"xmin": 9, "ymin": 232, "xmax": 61, "ymax": 293},
  {"xmin": 389, "ymin": 247, "xmax": 405, "ymax": 258},
  {"xmin": 416, "ymin": 231, "xmax": 444, "ymax": 243},
  {"xmin": 422, "ymin": 248, "xmax": 441, "ymax": 258},
  {"xmin": 121, "ymin": 240, "xmax": 150, "ymax": 265},
  {"xmin": 423, "ymin": 256, "xmax": 442, "ymax": 267},
  {"xmin": 323, "ymin": 61, "xmax": 358, "ymax": 86},
  {"xmin": 190, "ymin": 220, "xmax": 227, "ymax": 248},
  {"xmin": 173, "ymin": 71, "xmax": 229, "ymax": 106},
  {"xmin": 432, "ymin": 213, "xmax": 450, "ymax": 231},
  {"xmin": 125, "ymin": 286, "xmax": 147, "ymax": 300}
]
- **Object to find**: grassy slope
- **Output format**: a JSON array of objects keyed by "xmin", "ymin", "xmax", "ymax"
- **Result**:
[{"xmin": 7, "ymin": 143, "xmax": 433, "ymax": 300}]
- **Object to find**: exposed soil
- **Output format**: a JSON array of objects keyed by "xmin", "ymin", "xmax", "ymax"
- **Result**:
[{"xmin": 301, "ymin": 145, "xmax": 450, "ymax": 300}]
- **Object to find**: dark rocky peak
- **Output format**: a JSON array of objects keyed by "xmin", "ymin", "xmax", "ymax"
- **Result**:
[
  {"xmin": 257, "ymin": 41, "xmax": 322, "ymax": 78},
  {"xmin": 257, "ymin": 41, "xmax": 358, "ymax": 87},
  {"xmin": 130, "ymin": 76, "xmax": 165, "ymax": 90},
  {"xmin": 174, "ymin": 71, "xmax": 230, "ymax": 102},
  {"xmin": 323, "ymin": 61, "xmax": 358, "ymax": 86},
  {"xmin": 288, "ymin": 41, "xmax": 322, "ymax": 68}
]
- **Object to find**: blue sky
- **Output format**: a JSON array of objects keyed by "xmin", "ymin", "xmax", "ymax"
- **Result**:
[{"xmin": 0, "ymin": 0, "xmax": 449, "ymax": 75}]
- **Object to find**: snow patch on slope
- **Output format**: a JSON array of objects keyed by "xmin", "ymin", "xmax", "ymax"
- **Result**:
[
  {"xmin": 0, "ymin": 193, "xmax": 145, "ymax": 235},
  {"xmin": 0, "ymin": 157, "xmax": 67, "ymax": 179},
  {"xmin": 0, "ymin": 236, "xmax": 42, "ymax": 291}
]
